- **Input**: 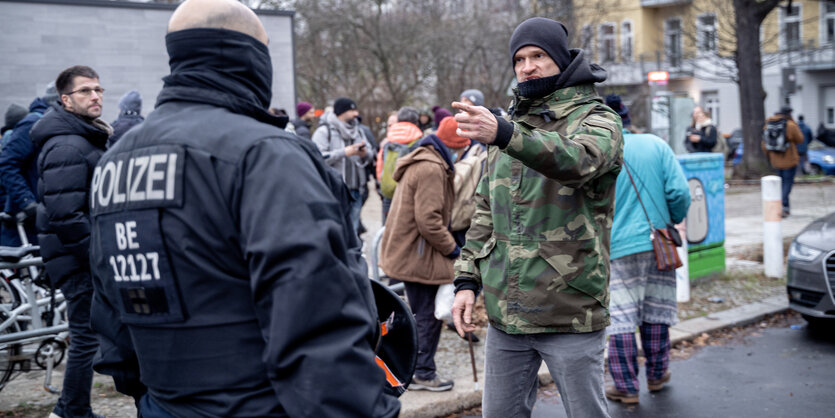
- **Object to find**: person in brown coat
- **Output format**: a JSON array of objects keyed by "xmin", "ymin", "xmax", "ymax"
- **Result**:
[
  {"xmin": 763, "ymin": 106, "xmax": 804, "ymax": 216},
  {"xmin": 379, "ymin": 117, "xmax": 470, "ymax": 391}
]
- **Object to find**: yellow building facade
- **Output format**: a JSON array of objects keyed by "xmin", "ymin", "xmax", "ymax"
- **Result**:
[{"xmin": 569, "ymin": 0, "xmax": 835, "ymax": 138}]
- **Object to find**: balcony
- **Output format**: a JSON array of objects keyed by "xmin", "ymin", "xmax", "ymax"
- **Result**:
[
  {"xmin": 600, "ymin": 51, "xmax": 697, "ymax": 86},
  {"xmin": 778, "ymin": 40, "xmax": 835, "ymax": 71},
  {"xmin": 641, "ymin": 0, "xmax": 692, "ymax": 7}
]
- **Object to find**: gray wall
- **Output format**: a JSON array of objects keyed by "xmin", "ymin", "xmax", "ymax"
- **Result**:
[{"xmin": 0, "ymin": 0, "xmax": 295, "ymax": 123}]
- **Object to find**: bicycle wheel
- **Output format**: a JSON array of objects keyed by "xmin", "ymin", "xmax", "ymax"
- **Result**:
[{"xmin": 0, "ymin": 313, "xmax": 18, "ymax": 391}]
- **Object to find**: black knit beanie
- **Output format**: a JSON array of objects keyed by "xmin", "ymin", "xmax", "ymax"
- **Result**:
[
  {"xmin": 509, "ymin": 17, "xmax": 571, "ymax": 71},
  {"xmin": 333, "ymin": 97, "xmax": 357, "ymax": 116}
]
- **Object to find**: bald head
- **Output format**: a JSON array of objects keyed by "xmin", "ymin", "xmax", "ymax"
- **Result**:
[{"xmin": 168, "ymin": 0, "xmax": 268, "ymax": 45}]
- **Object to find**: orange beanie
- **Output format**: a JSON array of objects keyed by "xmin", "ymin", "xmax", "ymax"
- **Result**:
[{"xmin": 435, "ymin": 117, "xmax": 471, "ymax": 149}]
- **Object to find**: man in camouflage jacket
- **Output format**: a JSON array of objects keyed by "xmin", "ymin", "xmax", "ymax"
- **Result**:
[{"xmin": 452, "ymin": 17, "xmax": 622, "ymax": 418}]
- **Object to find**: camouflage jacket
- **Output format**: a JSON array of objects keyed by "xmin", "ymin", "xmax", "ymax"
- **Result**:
[{"xmin": 454, "ymin": 84, "xmax": 623, "ymax": 334}]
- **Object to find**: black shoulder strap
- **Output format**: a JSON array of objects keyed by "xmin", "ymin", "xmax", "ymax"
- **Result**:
[{"xmin": 623, "ymin": 164, "xmax": 655, "ymax": 230}]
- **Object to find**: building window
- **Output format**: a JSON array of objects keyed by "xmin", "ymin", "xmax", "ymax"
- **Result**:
[
  {"xmin": 697, "ymin": 14, "xmax": 717, "ymax": 53},
  {"xmin": 822, "ymin": 2, "xmax": 835, "ymax": 45},
  {"xmin": 703, "ymin": 92, "xmax": 720, "ymax": 128},
  {"xmin": 781, "ymin": 3, "xmax": 802, "ymax": 50},
  {"xmin": 599, "ymin": 23, "xmax": 616, "ymax": 62},
  {"xmin": 581, "ymin": 24, "xmax": 594, "ymax": 54},
  {"xmin": 621, "ymin": 20, "xmax": 633, "ymax": 62},
  {"xmin": 665, "ymin": 18, "xmax": 683, "ymax": 68}
]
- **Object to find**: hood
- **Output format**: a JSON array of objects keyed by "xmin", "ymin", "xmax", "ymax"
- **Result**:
[
  {"xmin": 392, "ymin": 134, "xmax": 454, "ymax": 182},
  {"xmin": 386, "ymin": 121, "xmax": 423, "ymax": 145},
  {"xmin": 155, "ymin": 28, "xmax": 287, "ymax": 129},
  {"xmin": 516, "ymin": 49, "xmax": 607, "ymax": 100},
  {"xmin": 30, "ymin": 102, "xmax": 109, "ymax": 149},
  {"xmin": 795, "ymin": 211, "xmax": 835, "ymax": 252},
  {"xmin": 28, "ymin": 97, "xmax": 50, "ymax": 115}
]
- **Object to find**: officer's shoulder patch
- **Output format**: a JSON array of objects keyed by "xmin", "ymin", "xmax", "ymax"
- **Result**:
[{"xmin": 91, "ymin": 145, "xmax": 185, "ymax": 216}]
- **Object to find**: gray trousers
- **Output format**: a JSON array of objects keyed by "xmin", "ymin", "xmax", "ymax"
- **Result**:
[{"xmin": 482, "ymin": 325, "xmax": 610, "ymax": 418}]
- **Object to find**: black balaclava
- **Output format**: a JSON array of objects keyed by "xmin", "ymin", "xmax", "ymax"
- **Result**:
[
  {"xmin": 509, "ymin": 17, "xmax": 571, "ymax": 72},
  {"xmin": 158, "ymin": 28, "xmax": 287, "ymax": 128}
]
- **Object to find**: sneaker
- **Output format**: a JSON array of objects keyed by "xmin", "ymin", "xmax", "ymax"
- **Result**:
[
  {"xmin": 605, "ymin": 385, "xmax": 639, "ymax": 404},
  {"xmin": 647, "ymin": 370, "xmax": 671, "ymax": 392},
  {"xmin": 410, "ymin": 375, "xmax": 454, "ymax": 392}
]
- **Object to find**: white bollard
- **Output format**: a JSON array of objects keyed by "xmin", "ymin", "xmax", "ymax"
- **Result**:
[
  {"xmin": 675, "ymin": 223, "xmax": 690, "ymax": 302},
  {"xmin": 762, "ymin": 176, "xmax": 783, "ymax": 278}
]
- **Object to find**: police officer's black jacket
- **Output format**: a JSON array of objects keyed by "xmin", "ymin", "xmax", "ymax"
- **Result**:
[
  {"xmin": 30, "ymin": 102, "xmax": 108, "ymax": 292},
  {"xmin": 88, "ymin": 28, "xmax": 399, "ymax": 417}
]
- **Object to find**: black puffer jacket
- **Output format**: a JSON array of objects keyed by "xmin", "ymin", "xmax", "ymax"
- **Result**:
[{"xmin": 31, "ymin": 103, "xmax": 108, "ymax": 292}]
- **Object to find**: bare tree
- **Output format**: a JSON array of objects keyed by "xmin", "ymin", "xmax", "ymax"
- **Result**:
[{"xmin": 731, "ymin": 0, "xmax": 783, "ymax": 178}]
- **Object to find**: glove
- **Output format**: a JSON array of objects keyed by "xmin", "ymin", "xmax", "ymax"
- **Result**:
[
  {"xmin": 16, "ymin": 202, "xmax": 37, "ymax": 222},
  {"xmin": 446, "ymin": 245, "xmax": 461, "ymax": 259}
]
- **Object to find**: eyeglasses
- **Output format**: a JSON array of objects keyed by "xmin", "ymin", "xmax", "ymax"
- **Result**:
[{"xmin": 64, "ymin": 87, "xmax": 105, "ymax": 97}]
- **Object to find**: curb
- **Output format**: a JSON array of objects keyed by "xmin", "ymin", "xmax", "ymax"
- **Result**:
[{"xmin": 401, "ymin": 295, "xmax": 789, "ymax": 418}]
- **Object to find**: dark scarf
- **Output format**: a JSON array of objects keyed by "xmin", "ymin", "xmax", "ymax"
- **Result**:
[
  {"xmin": 156, "ymin": 28, "xmax": 287, "ymax": 128},
  {"xmin": 516, "ymin": 49, "xmax": 608, "ymax": 100}
]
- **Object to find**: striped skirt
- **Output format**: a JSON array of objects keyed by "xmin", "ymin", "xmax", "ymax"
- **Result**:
[{"xmin": 607, "ymin": 250, "xmax": 678, "ymax": 335}]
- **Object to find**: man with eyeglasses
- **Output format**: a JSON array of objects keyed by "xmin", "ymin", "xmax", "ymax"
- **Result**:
[{"xmin": 30, "ymin": 65, "xmax": 111, "ymax": 418}]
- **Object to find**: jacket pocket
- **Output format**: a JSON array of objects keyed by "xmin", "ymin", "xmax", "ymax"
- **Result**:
[
  {"xmin": 537, "ymin": 239, "xmax": 606, "ymax": 304},
  {"xmin": 472, "ymin": 235, "xmax": 497, "ymax": 274}
]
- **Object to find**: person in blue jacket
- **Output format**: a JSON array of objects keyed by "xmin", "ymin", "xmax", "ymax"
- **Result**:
[
  {"xmin": 796, "ymin": 115, "xmax": 813, "ymax": 175},
  {"xmin": 605, "ymin": 131, "xmax": 691, "ymax": 405},
  {"xmin": 0, "ymin": 83, "xmax": 58, "ymax": 246},
  {"xmin": 87, "ymin": 0, "xmax": 400, "ymax": 416}
]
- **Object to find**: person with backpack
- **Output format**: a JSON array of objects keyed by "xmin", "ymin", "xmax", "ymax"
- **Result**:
[
  {"xmin": 375, "ymin": 107, "xmax": 424, "ymax": 222},
  {"xmin": 378, "ymin": 117, "xmax": 470, "ymax": 392},
  {"xmin": 762, "ymin": 106, "xmax": 804, "ymax": 217},
  {"xmin": 684, "ymin": 106, "xmax": 717, "ymax": 153},
  {"xmin": 312, "ymin": 97, "xmax": 373, "ymax": 234}
]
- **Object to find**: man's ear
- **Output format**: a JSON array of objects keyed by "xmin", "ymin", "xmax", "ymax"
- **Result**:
[{"xmin": 60, "ymin": 94, "xmax": 72, "ymax": 110}]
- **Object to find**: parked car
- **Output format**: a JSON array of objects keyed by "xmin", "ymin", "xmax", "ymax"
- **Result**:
[
  {"xmin": 731, "ymin": 139, "xmax": 835, "ymax": 176},
  {"xmin": 786, "ymin": 211, "xmax": 835, "ymax": 325},
  {"xmin": 807, "ymin": 144, "xmax": 835, "ymax": 175}
]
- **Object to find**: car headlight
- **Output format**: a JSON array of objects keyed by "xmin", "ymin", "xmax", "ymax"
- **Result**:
[
  {"xmin": 789, "ymin": 242, "xmax": 823, "ymax": 262},
  {"xmin": 823, "ymin": 155, "xmax": 835, "ymax": 164}
]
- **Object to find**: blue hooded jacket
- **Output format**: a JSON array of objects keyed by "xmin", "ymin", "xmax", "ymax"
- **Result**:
[{"xmin": 0, "ymin": 97, "xmax": 50, "ymax": 245}]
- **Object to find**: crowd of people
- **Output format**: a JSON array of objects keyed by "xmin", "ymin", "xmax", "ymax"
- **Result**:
[{"xmin": 0, "ymin": 0, "xmax": 810, "ymax": 416}]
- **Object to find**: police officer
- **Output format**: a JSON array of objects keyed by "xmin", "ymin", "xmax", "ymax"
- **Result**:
[{"xmin": 88, "ymin": 0, "xmax": 399, "ymax": 416}]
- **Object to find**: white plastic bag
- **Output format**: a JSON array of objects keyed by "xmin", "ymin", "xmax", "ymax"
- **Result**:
[{"xmin": 434, "ymin": 284, "xmax": 455, "ymax": 322}]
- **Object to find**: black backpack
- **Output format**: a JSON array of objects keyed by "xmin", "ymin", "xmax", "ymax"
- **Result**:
[{"xmin": 763, "ymin": 119, "xmax": 788, "ymax": 152}]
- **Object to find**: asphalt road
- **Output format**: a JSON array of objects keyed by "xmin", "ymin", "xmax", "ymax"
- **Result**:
[{"xmin": 527, "ymin": 323, "xmax": 835, "ymax": 418}]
